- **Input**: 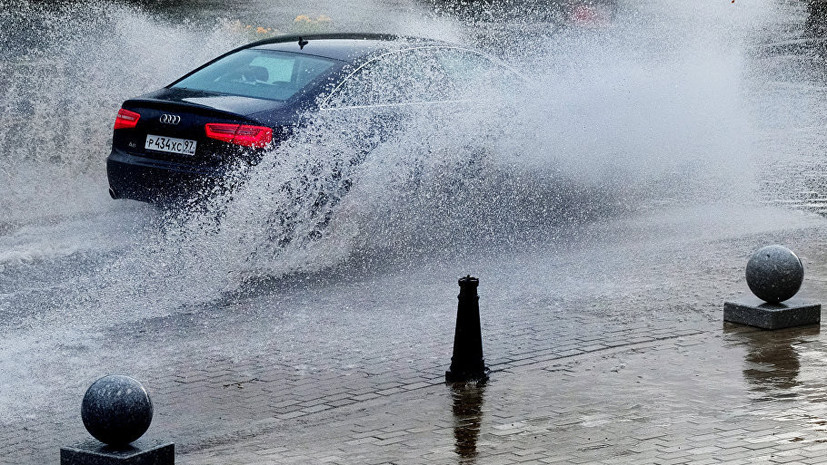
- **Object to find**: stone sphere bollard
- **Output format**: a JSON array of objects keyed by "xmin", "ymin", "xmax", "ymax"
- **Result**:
[
  {"xmin": 81, "ymin": 375, "xmax": 153, "ymax": 447},
  {"xmin": 745, "ymin": 245, "xmax": 804, "ymax": 304}
]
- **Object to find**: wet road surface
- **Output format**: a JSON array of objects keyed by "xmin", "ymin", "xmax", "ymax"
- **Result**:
[
  {"xmin": 5, "ymin": 0, "xmax": 827, "ymax": 463},
  {"xmin": 4, "ymin": 204, "xmax": 827, "ymax": 463}
]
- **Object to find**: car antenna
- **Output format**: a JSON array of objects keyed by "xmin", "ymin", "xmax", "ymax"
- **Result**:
[{"xmin": 298, "ymin": 37, "xmax": 309, "ymax": 50}]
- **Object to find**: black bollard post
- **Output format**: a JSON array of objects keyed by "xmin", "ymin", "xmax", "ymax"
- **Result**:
[{"xmin": 446, "ymin": 276, "xmax": 488, "ymax": 383}]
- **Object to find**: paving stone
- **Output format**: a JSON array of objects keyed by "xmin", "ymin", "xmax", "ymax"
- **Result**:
[{"xmin": 9, "ymin": 214, "xmax": 827, "ymax": 465}]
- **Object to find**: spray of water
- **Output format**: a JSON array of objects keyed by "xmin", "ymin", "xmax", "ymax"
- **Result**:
[
  {"xmin": 0, "ymin": 0, "xmax": 789, "ymax": 318},
  {"xmin": 152, "ymin": 1, "xmax": 787, "ymax": 285}
]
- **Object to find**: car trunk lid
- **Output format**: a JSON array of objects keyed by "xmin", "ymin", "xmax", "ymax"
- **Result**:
[{"xmin": 112, "ymin": 88, "xmax": 283, "ymax": 165}]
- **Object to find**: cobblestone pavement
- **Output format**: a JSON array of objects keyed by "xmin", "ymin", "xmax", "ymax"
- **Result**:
[
  {"xmin": 5, "ymin": 205, "xmax": 827, "ymax": 464},
  {"xmin": 180, "ymin": 324, "xmax": 827, "ymax": 465}
]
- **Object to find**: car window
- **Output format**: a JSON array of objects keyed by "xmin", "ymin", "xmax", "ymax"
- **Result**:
[
  {"xmin": 436, "ymin": 48, "xmax": 516, "ymax": 95},
  {"xmin": 172, "ymin": 49, "xmax": 336, "ymax": 101},
  {"xmin": 323, "ymin": 48, "xmax": 454, "ymax": 108},
  {"xmin": 249, "ymin": 55, "xmax": 294, "ymax": 82}
]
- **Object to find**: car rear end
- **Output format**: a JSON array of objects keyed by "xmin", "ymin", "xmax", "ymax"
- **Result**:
[
  {"xmin": 107, "ymin": 43, "xmax": 345, "ymax": 204},
  {"xmin": 107, "ymin": 93, "xmax": 276, "ymax": 203}
]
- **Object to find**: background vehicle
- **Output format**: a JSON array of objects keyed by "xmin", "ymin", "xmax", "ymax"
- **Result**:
[{"xmin": 106, "ymin": 33, "xmax": 517, "ymax": 204}]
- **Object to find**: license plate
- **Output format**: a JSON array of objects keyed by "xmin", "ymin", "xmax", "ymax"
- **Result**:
[{"xmin": 145, "ymin": 134, "xmax": 197, "ymax": 156}]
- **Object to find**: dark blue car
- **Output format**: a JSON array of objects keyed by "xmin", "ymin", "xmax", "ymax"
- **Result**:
[{"xmin": 107, "ymin": 33, "xmax": 515, "ymax": 203}]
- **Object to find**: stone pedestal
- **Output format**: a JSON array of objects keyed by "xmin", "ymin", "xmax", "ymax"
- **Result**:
[
  {"xmin": 724, "ymin": 296, "xmax": 821, "ymax": 330},
  {"xmin": 60, "ymin": 440, "xmax": 174, "ymax": 465}
]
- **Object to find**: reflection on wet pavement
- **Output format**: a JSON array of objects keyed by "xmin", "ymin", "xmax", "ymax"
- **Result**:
[
  {"xmin": 724, "ymin": 324, "xmax": 820, "ymax": 401},
  {"xmin": 450, "ymin": 380, "xmax": 486, "ymax": 463}
]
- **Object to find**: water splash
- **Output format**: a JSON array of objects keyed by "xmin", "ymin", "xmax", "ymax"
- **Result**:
[
  {"xmin": 0, "ymin": 0, "xmax": 787, "ymax": 312},
  {"xmin": 155, "ymin": 0, "xmax": 786, "ymax": 286}
]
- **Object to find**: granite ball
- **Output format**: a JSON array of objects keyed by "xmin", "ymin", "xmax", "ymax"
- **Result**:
[
  {"xmin": 745, "ymin": 245, "xmax": 804, "ymax": 303},
  {"xmin": 81, "ymin": 375, "xmax": 153, "ymax": 446}
]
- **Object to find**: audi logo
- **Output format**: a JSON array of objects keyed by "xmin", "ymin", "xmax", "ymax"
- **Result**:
[{"xmin": 159, "ymin": 114, "xmax": 181, "ymax": 125}]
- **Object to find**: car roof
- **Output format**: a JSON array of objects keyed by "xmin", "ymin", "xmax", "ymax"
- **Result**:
[{"xmin": 248, "ymin": 33, "xmax": 449, "ymax": 63}]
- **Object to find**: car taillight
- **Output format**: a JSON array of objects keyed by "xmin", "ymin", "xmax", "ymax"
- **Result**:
[
  {"xmin": 114, "ymin": 108, "xmax": 141, "ymax": 130},
  {"xmin": 205, "ymin": 123, "xmax": 273, "ymax": 148}
]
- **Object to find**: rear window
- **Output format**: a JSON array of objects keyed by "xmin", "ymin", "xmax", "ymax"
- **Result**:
[{"xmin": 171, "ymin": 49, "xmax": 337, "ymax": 101}]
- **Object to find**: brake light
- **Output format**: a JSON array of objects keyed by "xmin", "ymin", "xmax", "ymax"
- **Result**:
[
  {"xmin": 205, "ymin": 123, "xmax": 273, "ymax": 148},
  {"xmin": 114, "ymin": 108, "xmax": 141, "ymax": 130}
]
